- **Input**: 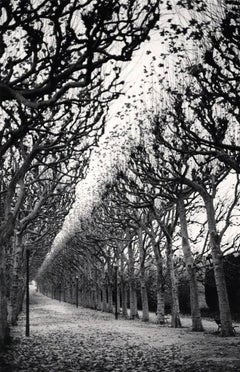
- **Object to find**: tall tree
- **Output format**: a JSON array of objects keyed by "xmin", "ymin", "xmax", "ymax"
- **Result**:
[{"xmin": 0, "ymin": 0, "xmax": 160, "ymax": 346}]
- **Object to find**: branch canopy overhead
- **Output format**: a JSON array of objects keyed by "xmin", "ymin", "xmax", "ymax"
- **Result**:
[{"xmin": 0, "ymin": 0, "xmax": 159, "ymax": 108}]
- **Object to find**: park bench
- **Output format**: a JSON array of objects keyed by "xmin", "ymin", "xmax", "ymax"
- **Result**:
[
  {"xmin": 164, "ymin": 315, "xmax": 170, "ymax": 325},
  {"xmin": 156, "ymin": 313, "xmax": 170, "ymax": 325},
  {"xmin": 214, "ymin": 318, "xmax": 238, "ymax": 335}
]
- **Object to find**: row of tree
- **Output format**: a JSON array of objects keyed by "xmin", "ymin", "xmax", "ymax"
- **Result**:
[
  {"xmin": 37, "ymin": 0, "xmax": 240, "ymax": 337},
  {"xmin": 0, "ymin": 0, "xmax": 160, "ymax": 347}
]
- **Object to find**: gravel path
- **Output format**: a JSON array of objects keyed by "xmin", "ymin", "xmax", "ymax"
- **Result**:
[{"xmin": 1, "ymin": 288, "xmax": 240, "ymax": 372}]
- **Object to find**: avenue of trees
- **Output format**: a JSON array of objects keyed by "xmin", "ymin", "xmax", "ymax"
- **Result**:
[
  {"xmin": 37, "ymin": 0, "xmax": 240, "ymax": 338},
  {"xmin": 0, "ymin": 0, "xmax": 160, "ymax": 347},
  {"xmin": 1, "ymin": 0, "xmax": 239, "ymax": 347}
]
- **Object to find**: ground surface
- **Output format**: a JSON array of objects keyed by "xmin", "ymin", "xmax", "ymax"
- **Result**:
[{"xmin": 1, "ymin": 288, "xmax": 240, "ymax": 372}]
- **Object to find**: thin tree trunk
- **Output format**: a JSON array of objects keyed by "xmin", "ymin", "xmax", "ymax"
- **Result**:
[
  {"xmin": 117, "ymin": 286, "xmax": 120, "ymax": 314},
  {"xmin": 91, "ymin": 284, "xmax": 97, "ymax": 309},
  {"xmin": 120, "ymin": 253, "xmax": 128, "ymax": 318},
  {"xmin": 156, "ymin": 260, "xmax": 165, "ymax": 324},
  {"xmin": 178, "ymin": 197, "xmax": 204, "ymax": 331},
  {"xmin": 102, "ymin": 285, "xmax": 108, "ymax": 312},
  {"xmin": 94, "ymin": 268, "xmax": 102, "ymax": 310},
  {"xmin": 128, "ymin": 242, "xmax": 139, "ymax": 319},
  {"xmin": 107, "ymin": 283, "xmax": 113, "ymax": 313},
  {"xmin": 19, "ymin": 286, "xmax": 25, "ymax": 313},
  {"xmin": 133, "ymin": 290, "xmax": 139, "ymax": 318},
  {"xmin": 96, "ymin": 286, "xmax": 102, "ymax": 310},
  {"xmin": 0, "ymin": 219, "xmax": 16, "ymax": 346},
  {"xmin": 120, "ymin": 277, "xmax": 128, "ymax": 318},
  {"xmin": 166, "ymin": 242, "xmax": 181, "ymax": 328},
  {"xmin": 15, "ymin": 277, "xmax": 25, "ymax": 320},
  {"xmin": 0, "ymin": 244, "xmax": 10, "ymax": 347},
  {"xmin": 63, "ymin": 281, "xmax": 66, "ymax": 302},
  {"xmin": 204, "ymin": 194, "xmax": 234, "ymax": 336},
  {"xmin": 10, "ymin": 233, "xmax": 25, "ymax": 325},
  {"xmin": 71, "ymin": 283, "xmax": 74, "ymax": 304},
  {"xmin": 138, "ymin": 227, "xmax": 149, "ymax": 321},
  {"xmin": 151, "ymin": 240, "xmax": 165, "ymax": 324}
]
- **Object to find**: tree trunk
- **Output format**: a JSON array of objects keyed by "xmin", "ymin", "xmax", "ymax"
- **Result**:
[
  {"xmin": 156, "ymin": 261, "xmax": 165, "ymax": 324},
  {"xmin": 151, "ymin": 239, "xmax": 165, "ymax": 324},
  {"xmin": 63, "ymin": 281, "xmax": 66, "ymax": 302},
  {"xmin": 140, "ymin": 280, "xmax": 149, "ymax": 321},
  {"xmin": 128, "ymin": 242, "xmax": 139, "ymax": 319},
  {"xmin": 0, "ymin": 244, "xmax": 10, "ymax": 347},
  {"xmin": 107, "ymin": 283, "xmax": 113, "ymax": 313},
  {"xmin": 14, "ymin": 277, "xmax": 25, "ymax": 322},
  {"xmin": 117, "ymin": 286, "xmax": 120, "ymax": 314},
  {"xmin": 178, "ymin": 197, "xmax": 204, "ymax": 332},
  {"xmin": 94, "ymin": 268, "xmax": 102, "ymax": 310},
  {"xmin": 91, "ymin": 284, "xmax": 97, "ymax": 309},
  {"xmin": 138, "ymin": 227, "xmax": 149, "ymax": 321},
  {"xmin": 86, "ymin": 290, "xmax": 91, "ymax": 308},
  {"xmin": 0, "ymin": 218, "xmax": 16, "ymax": 346},
  {"xmin": 120, "ymin": 277, "xmax": 128, "ymax": 318},
  {"xmin": 71, "ymin": 283, "xmax": 74, "ymax": 304},
  {"xmin": 101, "ymin": 285, "xmax": 108, "ymax": 312},
  {"xmin": 120, "ymin": 253, "xmax": 128, "ymax": 318},
  {"xmin": 96, "ymin": 286, "xmax": 102, "ymax": 310},
  {"xmin": 166, "ymin": 241, "xmax": 181, "ymax": 328},
  {"xmin": 204, "ymin": 194, "xmax": 234, "ymax": 336},
  {"xmin": 10, "ymin": 233, "xmax": 25, "ymax": 325},
  {"xmin": 18, "ymin": 286, "xmax": 25, "ymax": 313}
]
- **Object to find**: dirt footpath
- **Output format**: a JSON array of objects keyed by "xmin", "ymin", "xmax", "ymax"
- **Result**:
[{"xmin": 0, "ymin": 289, "xmax": 240, "ymax": 372}]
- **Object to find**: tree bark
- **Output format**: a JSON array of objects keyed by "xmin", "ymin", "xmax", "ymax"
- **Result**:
[
  {"xmin": 178, "ymin": 197, "xmax": 204, "ymax": 331},
  {"xmin": 156, "ymin": 257, "xmax": 165, "ymax": 324},
  {"xmin": 128, "ymin": 242, "xmax": 139, "ymax": 319},
  {"xmin": 107, "ymin": 282, "xmax": 113, "ymax": 313},
  {"xmin": 96, "ymin": 286, "xmax": 102, "ymax": 310},
  {"xmin": 91, "ymin": 283, "xmax": 97, "ymax": 309},
  {"xmin": 0, "ymin": 220, "xmax": 15, "ymax": 346},
  {"xmin": 166, "ymin": 241, "xmax": 181, "ymax": 328},
  {"xmin": 117, "ymin": 286, "xmax": 120, "ymax": 314},
  {"xmin": 120, "ymin": 277, "xmax": 128, "ymax": 318},
  {"xmin": 101, "ymin": 285, "xmax": 108, "ymax": 312},
  {"xmin": 10, "ymin": 232, "xmax": 25, "ymax": 325},
  {"xmin": 120, "ymin": 253, "xmax": 128, "ymax": 318},
  {"xmin": 138, "ymin": 227, "xmax": 149, "ymax": 321},
  {"xmin": 204, "ymin": 194, "xmax": 234, "ymax": 336},
  {"xmin": 150, "ymin": 238, "xmax": 165, "ymax": 324},
  {"xmin": 0, "ymin": 243, "xmax": 10, "ymax": 347}
]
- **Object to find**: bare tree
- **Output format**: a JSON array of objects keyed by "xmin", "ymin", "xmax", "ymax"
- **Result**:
[{"xmin": 0, "ymin": 0, "xmax": 160, "ymax": 346}]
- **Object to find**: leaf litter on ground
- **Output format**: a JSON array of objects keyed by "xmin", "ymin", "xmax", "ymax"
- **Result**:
[{"xmin": 0, "ymin": 290, "xmax": 240, "ymax": 372}]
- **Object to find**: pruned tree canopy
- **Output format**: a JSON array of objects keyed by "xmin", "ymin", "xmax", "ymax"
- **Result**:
[{"xmin": 0, "ymin": 0, "xmax": 159, "ymax": 108}]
